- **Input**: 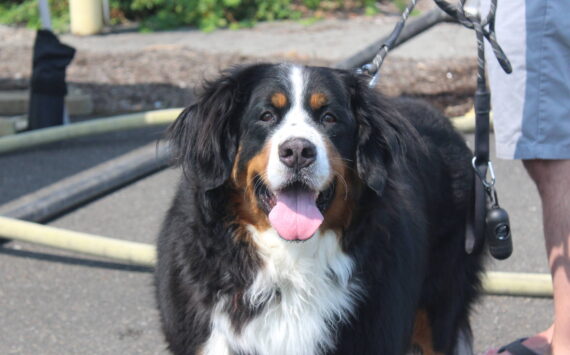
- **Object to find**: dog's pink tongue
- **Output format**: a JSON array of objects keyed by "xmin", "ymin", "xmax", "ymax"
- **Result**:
[{"xmin": 268, "ymin": 190, "xmax": 324, "ymax": 241}]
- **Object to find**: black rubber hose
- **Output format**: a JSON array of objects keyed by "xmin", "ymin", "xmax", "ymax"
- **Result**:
[
  {"xmin": 334, "ymin": 7, "xmax": 452, "ymax": 70},
  {"xmin": 0, "ymin": 142, "xmax": 170, "ymax": 243}
]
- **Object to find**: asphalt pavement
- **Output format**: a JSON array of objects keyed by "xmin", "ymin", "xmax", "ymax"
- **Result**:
[{"xmin": 0, "ymin": 14, "xmax": 553, "ymax": 355}]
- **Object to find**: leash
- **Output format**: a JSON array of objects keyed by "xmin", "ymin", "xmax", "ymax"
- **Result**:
[
  {"xmin": 356, "ymin": 0, "xmax": 418, "ymax": 87},
  {"xmin": 358, "ymin": 0, "xmax": 513, "ymax": 260}
]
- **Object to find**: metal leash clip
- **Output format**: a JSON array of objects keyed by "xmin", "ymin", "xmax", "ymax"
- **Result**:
[
  {"xmin": 471, "ymin": 157, "xmax": 495, "ymax": 189},
  {"xmin": 356, "ymin": 0, "xmax": 418, "ymax": 88},
  {"xmin": 356, "ymin": 45, "xmax": 389, "ymax": 88},
  {"xmin": 434, "ymin": 0, "xmax": 512, "ymax": 74}
]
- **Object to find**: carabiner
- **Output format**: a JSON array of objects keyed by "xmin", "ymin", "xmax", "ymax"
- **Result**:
[{"xmin": 471, "ymin": 156, "xmax": 496, "ymax": 189}]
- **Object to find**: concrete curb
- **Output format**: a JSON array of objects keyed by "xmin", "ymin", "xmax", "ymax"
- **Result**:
[{"xmin": 0, "ymin": 90, "xmax": 93, "ymax": 116}]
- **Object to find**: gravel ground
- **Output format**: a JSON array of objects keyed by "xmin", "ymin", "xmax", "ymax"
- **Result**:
[{"xmin": 1, "ymin": 16, "xmax": 477, "ymax": 117}]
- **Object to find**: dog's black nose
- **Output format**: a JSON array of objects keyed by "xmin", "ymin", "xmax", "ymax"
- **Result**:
[{"xmin": 279, "ymin": 138, "xmax": 317, "ymax": 169}]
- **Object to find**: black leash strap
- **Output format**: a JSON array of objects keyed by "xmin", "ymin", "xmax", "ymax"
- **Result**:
[
  {"xmin": 358, "ymin": 0, "xmax": 514, "ymax": 259},
  {"xmin": 435, "ymin": 0, "xmax": 513, "ymax": 259}
]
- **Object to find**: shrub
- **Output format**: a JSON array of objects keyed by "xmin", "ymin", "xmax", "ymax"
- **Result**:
[
  {"xmin": 0, "ymin": 0, "xmax": 70, "ymax": 31},
  {"xmin": 0, "ymin": 0, "xmax": 381, "ymax": 32}
]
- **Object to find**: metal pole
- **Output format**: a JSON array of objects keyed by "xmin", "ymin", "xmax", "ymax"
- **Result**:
[
  {"xmin": 69, "ymin": 0, "xmax": 104, "ymax": 35},
  {"xmin": 38, "ymin": 0, "xmax": 52, "ymax": 30},
  {"xmin": 102, "ymin": 0, "xmax": 111, "ymax": 25}
]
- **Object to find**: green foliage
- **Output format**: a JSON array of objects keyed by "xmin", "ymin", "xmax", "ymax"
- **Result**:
[
  {"xmin": 129, "ymin": 0, "xmax": 297, "ymax": 32},
  {"xmin": 364, "ymin": 6, "xmax": 376, "ymax": 15},
  {"xmin": 303, "ymin": 0, "xmax": 322, "ymax": 10},
  {"xmin": 0, "ymin": 0, "xmax": 70, "ymax": 32},
  {"xmin": 392, "ymin": 0, "xmax": 418, "ymax": 14},
  {"xmin": 0, "ymin": 0, "xmax": 385, "ymax": 32}
]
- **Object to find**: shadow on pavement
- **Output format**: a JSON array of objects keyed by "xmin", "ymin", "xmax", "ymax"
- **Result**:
[{"xmin": 0, "ymin": 246, "xmax": 153, "ymax": 273}]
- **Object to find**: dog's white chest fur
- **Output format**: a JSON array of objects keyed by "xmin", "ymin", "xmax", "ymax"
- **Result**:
[{"xmin": 201, "ymin": 228, "xmax": 361, "ymax": 355}]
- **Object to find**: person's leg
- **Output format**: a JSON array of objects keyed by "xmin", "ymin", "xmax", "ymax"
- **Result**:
[
  {"xmin": 523, "ymin": 159, "xmax": 570, "ymax": 355},
  {"xmin": 487, "ymin": 159, "xmax": 570, "ymax": 355}
]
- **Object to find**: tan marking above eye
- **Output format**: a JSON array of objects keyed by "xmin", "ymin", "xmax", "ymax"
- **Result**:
[
  {"xmin": 310, "ymin": 93, "xmax": 328, "ymax": 110},
  {"xmin": 271, "ymin": 92, "xmax": 288, "ymax": 109}
]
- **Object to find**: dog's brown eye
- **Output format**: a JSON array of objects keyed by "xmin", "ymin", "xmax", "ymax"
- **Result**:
[
  {"xmin": 260, "ymin": 112, "xmax": 275, "ymax": 122},
  {"xmin": 322, "ymin": 113, "xmax": 337, "ymax": 124}
]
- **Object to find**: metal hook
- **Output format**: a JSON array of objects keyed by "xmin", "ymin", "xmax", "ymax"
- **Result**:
[
  {"xmin": 462, "ymin": 0, "xmax": 480, "ymax": 19},
  {"xmin": 472, "ymin": 156, "xmax": 496, "ymax": 189}
]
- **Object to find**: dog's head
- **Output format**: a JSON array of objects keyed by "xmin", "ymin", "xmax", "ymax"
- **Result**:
[{"xmin": 169, "ymin": 64, "xmax": 409, "ymax": 241}]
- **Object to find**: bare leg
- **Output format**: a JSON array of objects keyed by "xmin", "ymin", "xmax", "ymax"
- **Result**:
[
  {"xmin": 486, "ymin": 159, "xmax": 570, "ymax": 354},
  {"xmin": 524, "ymin": 159, "xmax": 570, "ymax": 354}
]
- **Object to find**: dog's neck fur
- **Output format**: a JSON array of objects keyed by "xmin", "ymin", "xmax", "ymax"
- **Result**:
[{"xmin": 201, "ymin": 227, "xmax": 361, "ymax": 355}]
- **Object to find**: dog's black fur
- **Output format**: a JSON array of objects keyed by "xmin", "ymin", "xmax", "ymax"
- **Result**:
[{"xmin": 155, "ymin": 63, "xmax": 484, "ymax": 355}]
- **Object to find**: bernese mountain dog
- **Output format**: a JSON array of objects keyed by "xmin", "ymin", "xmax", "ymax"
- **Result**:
[{"xmin": 155, "ymin": 63, "xmax": 484, "ymax": 355}]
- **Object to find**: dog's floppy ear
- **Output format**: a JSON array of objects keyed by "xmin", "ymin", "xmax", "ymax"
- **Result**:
[
  {"xmin": 167, "ymin": 66, "xmax": 255, "ymax": 190},
  {"xmin": 347, "ymin": 74, "xmax": 415, "ymax": 196}
]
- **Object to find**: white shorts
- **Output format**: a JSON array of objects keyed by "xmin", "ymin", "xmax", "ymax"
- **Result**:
[{"xmin": 483, "ymin": 0, "xmax": 570, "ymax": 159}]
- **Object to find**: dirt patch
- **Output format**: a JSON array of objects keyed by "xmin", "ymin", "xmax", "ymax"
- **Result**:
[
  {"xmin": 375, "ymin": 56, "xmax": 477, "ymax": 116},
  {"xmin": 0, "ymin": 31, "xmax": 476, "ymax": 117}
]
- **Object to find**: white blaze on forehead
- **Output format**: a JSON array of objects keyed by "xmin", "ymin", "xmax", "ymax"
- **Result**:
[
  {"xmin": 290, "ymin": 66, "xmax": 305, "ymax": 108},
  {"xmin": 266, "ymin": 66, "xmax": 331, "ymax": 192}
]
